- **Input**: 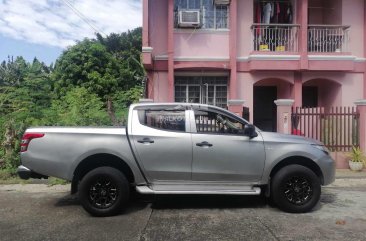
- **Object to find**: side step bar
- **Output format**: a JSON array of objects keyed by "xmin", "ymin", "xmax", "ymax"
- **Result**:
[{"xmin": 136, "ymin": 186, "xmax": 261, "ymax": 195}]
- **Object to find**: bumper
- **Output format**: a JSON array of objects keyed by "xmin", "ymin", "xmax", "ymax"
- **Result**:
[
  {"xmin": 319, "ymin": 155, "xmax": 336, "ymax": 185},
  {"xmin": 17, "ymin": 165, "xmax": 48, "ymax": 180}
]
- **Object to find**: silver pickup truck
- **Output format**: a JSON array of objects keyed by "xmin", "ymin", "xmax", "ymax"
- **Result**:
[{"xmin": 18, "ymin": 103, "xmax": 335, "ymax": 216}]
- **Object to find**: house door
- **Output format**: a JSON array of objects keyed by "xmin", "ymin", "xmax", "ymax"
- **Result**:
[{"xmin": 253, "ymin": 86, "xmax": 277, "ymax": 132}]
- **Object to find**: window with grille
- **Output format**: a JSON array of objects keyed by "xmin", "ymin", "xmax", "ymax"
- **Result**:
[
  {"xmin": 174, "ymin": 76, "xmax": 228, "ymax": 108},
  {"xmin": 174, "ymin": 0, "xmax": 229, "ymax": 29},
  {"xmin": 194, "ymin": 109, "xmax": 245, "ymax": 135}
]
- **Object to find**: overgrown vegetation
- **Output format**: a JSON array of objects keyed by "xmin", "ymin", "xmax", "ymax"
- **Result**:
[{"xmin": 0, "ymin": 28, "xmax": 144, "ymax": 177}]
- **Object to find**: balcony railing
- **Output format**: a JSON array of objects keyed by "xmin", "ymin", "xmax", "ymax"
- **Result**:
[
  {"xmin": 308, "ymin": 25, "xmax": 350, "ymax": 53},
  {"xmin": 251, "ymin": 24, "xmax": 300, "ymax": 52}
]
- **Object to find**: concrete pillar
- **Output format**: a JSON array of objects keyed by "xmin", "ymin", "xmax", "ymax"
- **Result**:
[
  {"xmin": 293, "ymin": 72, "xmax": 302, "ymax": 107},
  {"xmin": 355, "ymin": 100, "xmax": 366, "ymax": 152},
  {"xmin": 299, "ymin": 0, "xmax": 308, "ymax": 70},
  {"xmin": 167, "ymin": 0, "xmax": 174, "ymax": 102},
  {"xmin": 228, "ymin": 99, "xmax": 245, "ymax": 117},
  {"xmin": 274, "ymin": 99, "xmax": 295, "ymax": 134},
  {"xmin": 229, "ymin": 0, "xmax": 238, "ymax": 100}
]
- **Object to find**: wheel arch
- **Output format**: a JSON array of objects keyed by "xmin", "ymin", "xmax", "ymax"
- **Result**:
[
  {"xmin": 71, "ymin": 153, "xmax": 135, "ymax": 194},
  {"xmin": 269, "ymin": 156, "xmax": 324, "ymax": 185}
]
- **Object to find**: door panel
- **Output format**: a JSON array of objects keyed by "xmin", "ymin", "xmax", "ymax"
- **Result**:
[
  {"xmin": 192, "ymin": 134, "xmax": 265, "ymax": 182},
  {"xmin": 130, "ymin": 109, "xmax": 192, "ymax": 182},
  {"xmin": 192, "ymin": 108, "xmax": 266, "ymax": 182}
]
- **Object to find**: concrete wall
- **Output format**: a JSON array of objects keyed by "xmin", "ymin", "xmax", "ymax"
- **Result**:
[
  {"xmin": 153, "ymin": 72, "xmax": 169, "ymax": 102},
  {"xmin": 174, "ymin": 31, "xmax": 229, "ymax": 58},
  {"xmin": 150, "ymin": 0, "xmax": 168, "ymax": 57},
  {"xmin": 342, "ymin": 0, "xmax": 364, "ymax": 56}
]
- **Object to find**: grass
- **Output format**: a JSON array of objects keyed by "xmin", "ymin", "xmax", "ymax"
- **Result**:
[
  {"xmin": 0, "ymin": 169, "xmax": 30, "ymax": 184},
  {"xmin": 48, "ymin": 177, "xmax": 70, "ymax": 186},
  {"xmin": 0, "ymin": 169, "xmax": 69, "ymax": 185}
]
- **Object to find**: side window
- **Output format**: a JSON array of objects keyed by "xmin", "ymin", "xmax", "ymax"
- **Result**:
[
  {"xmin": 194, "ymin": 109, "xmax": 244, "ymax": 135},
  {"xmin": 138, "ymin": 110, "xmax": 186, "ymax": 132}
]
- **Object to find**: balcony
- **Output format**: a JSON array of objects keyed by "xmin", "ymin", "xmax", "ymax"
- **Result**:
[
  {"xmin": 308, "ymin": 25, "xmax": 350, "ymax": 53},
  {"xmin": 251, "ymin": 24, "xmax": 300, "ymax": 52}
]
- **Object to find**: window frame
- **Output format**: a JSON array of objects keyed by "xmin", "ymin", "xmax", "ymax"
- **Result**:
[
  {"xmin": 174, "ymin": 76, "xmax": 228, "ymax": 108},
  {"xmin": 174, "ymin": 0, "xmax": 230, "ymax": 30},
  {"xmin": 136, "ymin": 106, "xmax": 190, "ymax": 133},
  {"xmin": 191, "ymin": 106, "xmax": 250, "ymax": 136}
]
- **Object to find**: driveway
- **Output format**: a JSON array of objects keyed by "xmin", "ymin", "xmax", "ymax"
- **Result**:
[{"xmin": 0, "ymin": 178, "xmax": 366, "ymax": 241}]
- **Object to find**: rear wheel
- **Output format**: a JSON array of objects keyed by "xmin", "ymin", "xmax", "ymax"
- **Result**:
[
  {"xmin": 271, "ymin": 165, "xmax": 321, "ymax": 213},
  {"xmin": 79, "ymin": 167, "xmax": 129, "ymax": 217}
]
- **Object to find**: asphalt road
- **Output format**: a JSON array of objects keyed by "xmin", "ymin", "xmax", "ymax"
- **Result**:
[{"xmin": 1, "ymin": 179, "xmax": 366, "ymax": 241}]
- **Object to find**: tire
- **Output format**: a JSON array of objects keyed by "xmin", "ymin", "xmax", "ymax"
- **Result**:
[
  {"xmin": 271, "ymin": 164, "xmax": 321, "ymax": 213},
  {"xmin": 79, "ymin": 167, "xmax": 130, "ymax": 217}
]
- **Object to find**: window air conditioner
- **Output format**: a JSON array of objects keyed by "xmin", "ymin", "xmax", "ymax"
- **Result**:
[
  {"xmin": 178, "ymin": 10, "xmax": 201, "ymax": 28},
  {"xmin": 214, "ymin": 0, "xmax": 230, "ymax": 5}
]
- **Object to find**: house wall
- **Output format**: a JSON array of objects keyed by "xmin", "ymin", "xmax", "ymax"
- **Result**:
[
  {"xmin": 324, "ymin": 0, "xmax": 342, "ymax": 25},
  {"xmin": 149, "ymin": 0, "xmax": 168, "ymax": 57},
  {"xmin": 342, "ymin": 0, "xmax": 364, "ymax": 56},
  {"xmin": 145, "ymin": 0, "xmax": 366, "ymax": 110},
  {"xmin": 237, "ymin": 0, "xmax": 253, "ymax": 57},
  {"xmin": 302, "ymin": 72, "xmax": 364, "ymax": 107},
  {"xmin": 174, "ymin": 31, "xmax": 229, "ymax": 58},
  {"xmin": 309, "ymin": 0, "xmax": 342, "ymax": 25},
  {"xmin": 153, "ymin": 72, "xmax": 169, "ymax": 102}
]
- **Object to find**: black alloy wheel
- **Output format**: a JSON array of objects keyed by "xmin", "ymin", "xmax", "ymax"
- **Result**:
[
  {"xmin": 271, "ymin": 164, "xmax": 321, "ymax": 213},
  {"xmin": 88, "ymin": 178, "xmax": 118, "ymax": 209},
  {"xmin": 79, "ymin": 167, "xmax": 129, "ymax": 217},
  {"xmin": 283, "ymin": 176, "xmax": 313, "ymax": 205}
]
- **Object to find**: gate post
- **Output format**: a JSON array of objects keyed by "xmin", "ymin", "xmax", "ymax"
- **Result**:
[
  {"xmin": 228, "ymin": 99, "xmax": 245, "ymax": 116},
  {"xmin": 355, "ymin": 100, "xmax": 366, "ymax": 152},
  {"xmin": 275, "ymin": 99, "xmax": 295, "ymax": 134}
]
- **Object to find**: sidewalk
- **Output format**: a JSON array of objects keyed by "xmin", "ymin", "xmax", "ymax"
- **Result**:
[{"xmin": 336, "ymin": 169, "xmax": 366, "ymax": 179}]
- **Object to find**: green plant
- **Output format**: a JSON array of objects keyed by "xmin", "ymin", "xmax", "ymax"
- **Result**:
[
  {"xmin": 347, "ymin": 146, "xmax": 366, "ymax": 163},
  {"xmin": 48, "ymin": 177, "xmax": 69, "ymax": 186}
]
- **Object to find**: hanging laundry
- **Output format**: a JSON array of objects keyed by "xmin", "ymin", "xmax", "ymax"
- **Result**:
[
  {"xmin": 285, "ymin": 3, "xmax": 293, "ymax": 24},
  {"xmin": 263, "ymin": 2, "xmax": 272, "ymax": 24}
]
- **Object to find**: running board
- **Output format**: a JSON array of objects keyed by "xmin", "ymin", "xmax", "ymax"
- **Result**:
[{"xmin": 136, "ymin": 186, "xmax": 261, "ymax": 195}]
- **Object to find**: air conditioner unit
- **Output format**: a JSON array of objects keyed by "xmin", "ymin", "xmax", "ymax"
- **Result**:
[
  {"xmin": 214, "ymin": 0, "xmax": 230, "ymax": 5},
  {"xmin": 178, "ymin": 10, "xmax": 201, "ymax": 28}
]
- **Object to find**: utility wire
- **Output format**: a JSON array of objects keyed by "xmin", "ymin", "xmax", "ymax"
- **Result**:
[{"xmin": 60, "ymin": 0, "xmax": 107, "ymax": 37}]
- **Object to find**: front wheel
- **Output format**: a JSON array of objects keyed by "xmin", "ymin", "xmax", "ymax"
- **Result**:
[
  {"xmin": 79, "ymin": 167, "xmax": 129, "ymax": 217},
  {"xmin": 271, "ymin": 165, "xmax": 321, "ymax": 213}
]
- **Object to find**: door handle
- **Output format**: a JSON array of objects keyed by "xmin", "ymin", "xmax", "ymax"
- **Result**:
[
  {"xmin": 137, "ymin": 138, "xmax": 154, "ymax": 144},
  {"xmin": 196, "ymin": 141, "xmax": 213, "ymax": 147}
]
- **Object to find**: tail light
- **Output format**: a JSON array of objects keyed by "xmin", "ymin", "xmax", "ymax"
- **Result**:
[{"xmin": 21, "ymin": 133, "xmax": 45, "ymax": 152}]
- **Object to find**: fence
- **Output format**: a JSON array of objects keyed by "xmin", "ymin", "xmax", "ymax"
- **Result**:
[
  {"xmin": 291, "ymin": 107, "xmax": 359, "ymax": 152},
  {"xmin": 251, "ymin": 24, "xmax": 300, "ymax": 52},
  {"xmin": 308, "ymin": 25, "xmax": 350, "ymax": 53}
]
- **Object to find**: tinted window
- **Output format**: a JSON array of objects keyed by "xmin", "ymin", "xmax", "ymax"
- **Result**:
[
  {"xmin": 138, "ymin": 110, "xmax": 186, "ymax": 132},
  {"xmin": 194, "ymin": 109, "xmax": 244, "ymax": 134}
]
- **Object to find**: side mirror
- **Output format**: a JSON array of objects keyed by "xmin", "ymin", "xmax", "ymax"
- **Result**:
[{"xmin": 244, "ymin": 124, "xmax": 258, "ymax": 138}]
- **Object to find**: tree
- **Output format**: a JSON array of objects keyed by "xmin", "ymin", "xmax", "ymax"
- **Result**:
[
  {"xmin": 45, "ymin": 87, "xmax": 109, "ymax": 126},
  {"xmin": 0, "ymin": 57, "xmax": 53, "ymax": 170},
  {"xmin": 53, "ymin": 28, "xmax": 144, "ymax": 125}
]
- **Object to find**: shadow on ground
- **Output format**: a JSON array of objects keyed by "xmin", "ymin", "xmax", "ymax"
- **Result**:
[
  {"xmin": 135, "ymin": 192, "xmax": 268, "ymax": 210},
  {"xmin": 54, "ymin": 190, "xmax": 337, "ymax": 214}
]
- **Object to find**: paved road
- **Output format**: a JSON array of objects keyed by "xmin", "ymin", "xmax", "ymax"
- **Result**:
[{"xmin": 1, "ymin": 179, "xmax": 366, "ymax": 241}]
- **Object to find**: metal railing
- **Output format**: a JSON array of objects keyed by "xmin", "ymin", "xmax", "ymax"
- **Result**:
[
  {"xmin": 308, "ymin": 25, "xmax": 350, "ymax": 53},
  {"xmin": 251, "ymin": 24, "xmax": 300, "ymax": 52},
  {"xmin": 292, "ymin": 106, "xmax": 359, "ymax": 152}
]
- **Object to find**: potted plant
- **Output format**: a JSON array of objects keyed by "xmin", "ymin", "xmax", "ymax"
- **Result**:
[{"xmin": 347, "ymin": 146, "xmax": 366, "ymax": 171}]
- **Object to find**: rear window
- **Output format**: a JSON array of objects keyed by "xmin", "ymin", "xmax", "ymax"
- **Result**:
[{"xmin": 138, "ymin": 110, "xmax": 186, "ymax": 132}]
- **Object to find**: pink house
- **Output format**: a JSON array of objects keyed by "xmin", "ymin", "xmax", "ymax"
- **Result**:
[{"xmin": 142, "ymin": 0, "xmax": 366, "ymax": 159}]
